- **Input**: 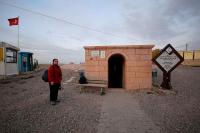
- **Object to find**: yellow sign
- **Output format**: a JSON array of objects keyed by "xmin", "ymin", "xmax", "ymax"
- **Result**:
[
  {"xmin": 0, "ymin": 47, "xmax": 4, "ymax": 62},
  {"xmin": 184, "ymin": 51, "xmax": 193, "ymax": 59},
  {"xmin": 194, "ymin": 50, "xmax": 200, "ymax": 59}
]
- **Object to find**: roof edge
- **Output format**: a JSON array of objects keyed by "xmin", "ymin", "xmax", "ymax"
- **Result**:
[
  {"xmin": 0, "ymin": 42, "xmax": 20, "ymax": 51},
  {"xmin": 84, "ymin": 44, "xmax": 154, "ymax": 49}
]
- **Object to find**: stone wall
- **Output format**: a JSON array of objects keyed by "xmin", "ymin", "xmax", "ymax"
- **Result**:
[{"xmin": 84, "ymin": 45, "xmax": 154, "ymax": 90}]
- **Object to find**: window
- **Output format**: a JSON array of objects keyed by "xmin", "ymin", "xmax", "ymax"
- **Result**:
[{"xmin": 6, "ymin": 48, "xmax": 17, "ymax": 63}]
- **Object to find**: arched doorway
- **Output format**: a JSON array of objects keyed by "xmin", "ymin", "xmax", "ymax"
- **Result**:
[{"xmin": 108, "ymin": 54, "xmax": 125, "ymax": 88}]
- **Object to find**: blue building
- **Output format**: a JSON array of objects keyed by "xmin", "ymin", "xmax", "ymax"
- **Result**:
[{"xmin": 18, "ymin": 52, "xmax": 33, "ymax": 72}]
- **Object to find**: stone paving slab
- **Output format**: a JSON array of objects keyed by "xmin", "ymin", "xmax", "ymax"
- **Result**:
[{"xmin": 97, "ymin": 90, "xmax": 161, "ymax": 133}]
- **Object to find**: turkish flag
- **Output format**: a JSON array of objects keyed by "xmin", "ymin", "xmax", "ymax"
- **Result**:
[{"xmin": 8, "ymin": 17, "xmax": 19, "ymax": 26}]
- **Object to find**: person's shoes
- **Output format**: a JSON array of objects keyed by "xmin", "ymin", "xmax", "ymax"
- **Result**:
[
  {"xmin": 51, "ymin": 101, "xmax": 56, "ymax": 105},
  {"xmin": 55, "ymin": 100, "xmax": 60, "ymax": 103}
]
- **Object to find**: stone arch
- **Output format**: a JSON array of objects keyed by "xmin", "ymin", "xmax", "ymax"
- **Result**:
[{"xmin": 106, "ymin": 52, "xmax": 128, "ymax": 61}]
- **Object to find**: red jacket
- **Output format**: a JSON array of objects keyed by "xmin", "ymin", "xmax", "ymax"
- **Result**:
[{"xmin": 48, "ymin": 65, "xmax": 62, "ymax": 84}]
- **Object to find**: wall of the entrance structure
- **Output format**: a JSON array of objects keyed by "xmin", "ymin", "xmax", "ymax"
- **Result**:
[{"xmin": 84, "ymin": 45, "xmax": 154, "ymax": 90}]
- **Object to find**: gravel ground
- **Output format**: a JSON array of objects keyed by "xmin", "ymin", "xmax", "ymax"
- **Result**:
[
  {"xmin": 133, "ymin": 65, "xmax": 200, "ymax": 133},
  {"xmin": 0, "ymin": 65, "xmax": 199, "ymax": 133},
  {"xmin": 0, "ymin": 67, "xmax": 103, "ymax": 133}
]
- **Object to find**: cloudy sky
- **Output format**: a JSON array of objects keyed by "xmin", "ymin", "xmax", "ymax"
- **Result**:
[{"xmin": 0, "ymin": 0, "xmax": 200, "ymax": 63}]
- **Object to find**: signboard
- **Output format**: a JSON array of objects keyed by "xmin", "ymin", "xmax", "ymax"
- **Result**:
[
  {"xmin": 91, "ymin": 50, "xmax": 99, "ymax": 57},
  {"xmin": 0, "ymin": 48, "xmax": 3, "ymax": 61},
  {"xmin": 100, "ymin": 51, "xmax": 105, "ymax": 58},
  {"xmin": 153, "ymin": 44, "xmax": 184, "ymax": 74},
  {"xmin": 152, "ymin": 44, "xmax": 184, "ymax": 89},
  {"xmin": 155, "ymin": 51, "xmax": 180, "ymax": 72}
]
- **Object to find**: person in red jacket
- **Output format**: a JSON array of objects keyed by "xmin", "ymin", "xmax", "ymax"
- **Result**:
[{"xmin": 48, "ymin": 59, "xmax": 62, "ymax": 105}]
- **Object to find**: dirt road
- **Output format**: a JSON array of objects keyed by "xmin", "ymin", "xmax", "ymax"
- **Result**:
[{"xmin": 0, "ymin": 65, "xmax": 199, "ymax": 133}]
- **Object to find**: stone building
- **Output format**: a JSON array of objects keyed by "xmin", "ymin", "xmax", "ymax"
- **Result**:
[{"xmin": 84, "ymin": 45, "xmax": 154, "ymax": 90}]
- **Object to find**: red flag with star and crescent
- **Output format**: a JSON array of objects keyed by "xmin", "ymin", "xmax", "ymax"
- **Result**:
[{"xmin": 8, "ymin": 17, "xmax": 19, "ymax": 26}]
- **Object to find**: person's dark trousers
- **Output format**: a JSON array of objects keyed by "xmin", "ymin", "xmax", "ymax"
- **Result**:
[{"xmin": 49, "ymin": 84, "xmax": 59, "ymax": 101}]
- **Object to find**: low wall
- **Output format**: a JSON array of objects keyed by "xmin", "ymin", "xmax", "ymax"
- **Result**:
[{"xmin": 179, "ymin": 50, "xmax": 200, "ymax": 60}]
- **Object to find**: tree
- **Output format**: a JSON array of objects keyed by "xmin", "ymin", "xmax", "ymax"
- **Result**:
[{"xmin": 152, "ymin": 49, "xmax": 161, "ymax": 59}]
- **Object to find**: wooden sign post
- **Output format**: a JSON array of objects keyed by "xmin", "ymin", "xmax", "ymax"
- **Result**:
[{"xmin": 152, "ymin": 44, "xmax": 184, "ymax": 89}]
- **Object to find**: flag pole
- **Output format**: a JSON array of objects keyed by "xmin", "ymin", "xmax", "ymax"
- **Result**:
[{"xmin": 17, "ymin": 16, "xmax": 19, "ymax": 48}]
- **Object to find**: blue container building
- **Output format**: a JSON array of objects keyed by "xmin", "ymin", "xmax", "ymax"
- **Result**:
[{"xmin": 18, "ymin": 52, "xmax": 33, "ymax": 72}]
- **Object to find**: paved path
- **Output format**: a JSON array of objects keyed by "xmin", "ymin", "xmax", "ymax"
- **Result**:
[
  {"xmin": 62, "ymin": 76, "xmax": 76, "ymax": 84},
  {"xmin": 97, "ymin": 90, "xmax": 161, "ymax": 133}
]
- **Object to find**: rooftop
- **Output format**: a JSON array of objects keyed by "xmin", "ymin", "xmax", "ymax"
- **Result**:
[{"xmin": 84, "ymin": 44, "xmax": 154, "ymax": 50}]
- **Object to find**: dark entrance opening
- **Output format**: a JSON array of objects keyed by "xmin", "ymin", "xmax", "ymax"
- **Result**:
[{"xmin": 108, "ymin": 54, "xmax": 124, "ymax": 88}]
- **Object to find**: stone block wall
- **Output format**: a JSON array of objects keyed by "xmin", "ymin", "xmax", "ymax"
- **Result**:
[{"xmin": 84, "ymin": 45, "xmax": 154, "ymax": 90}]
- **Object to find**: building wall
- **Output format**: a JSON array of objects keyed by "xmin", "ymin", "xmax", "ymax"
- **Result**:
[
  {"xmin": 0, "ymin": 47, "xmax": 3, "ymax": 62},
  {"xmin": 0, "ymin": 47, "xmax": 5, "ymax": 75},
  {"xmin": 0, "ymin": 42, "xmax": 19, "ymax": 76},
  {"xmin": 84, "ymin": 45, "xmax": 154, "ymax": 90},
  {"xmin": 184, "ymin": 51, "xmax": 193, "ymax": 59},
  {"xmin": 178, "ymin": 51, "xmax": 184, "ymax": 57},
  {"xmin": 179, "ymin": 50, "xmax": 200, "ymax": 60},
  {"xmin": 194, "ymin": 50, "xmax": 200, "ymax": 59},
  {"xmin": 5, "ymin": 63, "xmax": 18, "ymax": 75},
  {"xmin": 0, "ymin": 62, "xmax": 5, "ymax": 76}
]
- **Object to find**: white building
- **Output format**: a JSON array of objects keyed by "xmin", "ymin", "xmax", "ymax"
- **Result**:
[{"xmin": 0, "ymin": 42, "xmax": 20, "ymax": 78}]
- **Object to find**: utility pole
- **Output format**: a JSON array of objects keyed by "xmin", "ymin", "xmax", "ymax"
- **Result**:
[{"xmin": 186, "ymin": 43, "xmax": 188, "ymax": 51}]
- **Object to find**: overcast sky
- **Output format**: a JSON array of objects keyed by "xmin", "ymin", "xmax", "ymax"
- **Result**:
[{"xmin": 0, "ymin": 0, "xmax": 200, "ymax": 63}]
